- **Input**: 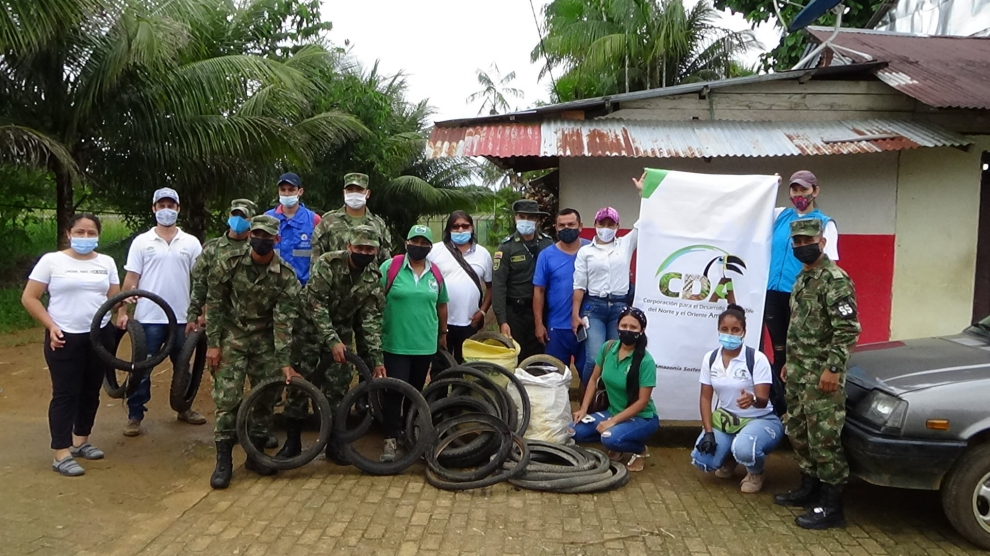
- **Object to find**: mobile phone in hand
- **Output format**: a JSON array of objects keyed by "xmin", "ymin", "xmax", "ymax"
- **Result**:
[{"xmin": 576, "ymin": 325, "xmax": 588, "ymax": 342}]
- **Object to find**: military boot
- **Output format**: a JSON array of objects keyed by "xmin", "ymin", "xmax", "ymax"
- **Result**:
[
  {"xmin": 274, "ymin": 420, "xmax": 303, "ymax": 459},
  {"xmin": 244, "ymin": 438, "xmax": 277, "ymax": 477},
  {"xmin": 774, "ymin": 473, "xmax": 821, "ymax": 507},
  {"xmin": 325, "ymin": 434, "xmax": 352, "ymax": 466},
  {"xmin": 210, "ymin": 440, "xmax": 234, "ymax": 489},
  {"xmin": 796, "ymin": 483, "xmax": 846, "ymax": 530}
]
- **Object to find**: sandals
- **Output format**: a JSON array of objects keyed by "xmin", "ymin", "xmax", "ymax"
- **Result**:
[
  {"xmin": 626, "ymin": 452, "xmax": 650, "ymax": 472},
  {"xmin": 607, "ymin": 450, "xmax": 628, "ymax": 462},
  {"xmin": 52, "ymin": 456, "xmax": 85, "ymax": 477},
  {"xmin": 70, "ymin": 443, "xmax": 105, "ymax": 460}
]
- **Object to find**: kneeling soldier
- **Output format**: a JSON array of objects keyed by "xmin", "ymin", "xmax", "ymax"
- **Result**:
[{"xmin": 205, "ymin": 215, "xmax": 302, "ymax": 489}]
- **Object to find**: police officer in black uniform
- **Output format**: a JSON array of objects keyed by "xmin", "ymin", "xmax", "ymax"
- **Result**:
[{"xmin": 492, "ymin": 199, "xmax": 553, "ymax": 360}]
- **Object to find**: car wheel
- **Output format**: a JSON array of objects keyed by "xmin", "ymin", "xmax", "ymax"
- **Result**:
[{"xmin": 941, "ymin": 442, "xmax": 990, "ymax": 550}]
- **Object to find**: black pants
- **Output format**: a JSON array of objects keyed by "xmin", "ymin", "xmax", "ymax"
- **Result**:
[
  {"xmin": 44, "ymin": 326, "xmax": 114, "ymax": 450},
  {"xmin": 448, "ymin": 324, "xmax": 480, "ymax": 364},
  {"xmin": 763, "ymin": 290, "xmax": 791, "ymax": 380},
  {"xmin": 382, "ymin": 352, "xmax": 432, "ymax": 438},
  {"xmin": 507, "ymin": 302, "xmax": 543, "ymax": 361}
]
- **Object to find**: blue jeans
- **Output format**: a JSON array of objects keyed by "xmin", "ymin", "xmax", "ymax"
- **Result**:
[
  {"xmin": 127, "ymin": 324, "xmax": 185, "ymax": 420},
  {"xmin": 690, "ymin": 414, "xmax": 784, "ymax": 475},
  {"xmin": 573, "ymin": 411, "xmax": 659, "ymax": 453},
  {"xmin": 581, "ymin": 296, "xmax": 628, "ymax": 383},
  {"xmin": 545, "ymin": 328, "xmax": 586, "ymax": 379}
]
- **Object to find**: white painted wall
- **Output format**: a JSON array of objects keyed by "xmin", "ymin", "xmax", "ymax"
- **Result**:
[
  {"xmin": 559, "ymin": 154, "xmax": 898, "ymax": 235},
  {"xmin": 890, "ymin": 137, "xmax": 990, "ymax": 339}
]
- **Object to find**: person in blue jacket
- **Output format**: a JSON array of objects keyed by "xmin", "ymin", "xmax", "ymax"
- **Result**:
[
  {"xmin": 764, "ymin": 170, "xmax": 839, "ymax": 385},
  {"xmin": 265, "ymin": 172, "xmax": 321, "ymax": 285}
]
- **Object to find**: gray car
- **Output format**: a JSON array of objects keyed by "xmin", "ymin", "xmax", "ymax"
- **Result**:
[{"xmin": 843, "ymin": 317, "xmax": 990, "ymax": 550}]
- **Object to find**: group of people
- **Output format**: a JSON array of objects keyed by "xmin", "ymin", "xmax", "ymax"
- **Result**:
[{"xmin": 21, "ymin": 169, "xmax": 860, "ymax": 530}]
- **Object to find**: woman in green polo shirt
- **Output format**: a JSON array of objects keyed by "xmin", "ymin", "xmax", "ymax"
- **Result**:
[
  {"xmin": 378, "ymin": 225, "xmax": 449, "ymax": 462},
  {"xmin": 572, "ymin": 306, "xmax": 659, "ymax": 472}
]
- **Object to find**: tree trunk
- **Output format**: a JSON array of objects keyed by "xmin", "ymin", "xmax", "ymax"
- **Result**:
[
  {"xmin": 184, "ymin": 183, "xmax": 209, "ymax": 242},
  {"xmin": 624, "ymin": 52, "xmax": 630, "ymax": 93},
  {"xmin": 52, "ymin": 161, "xmax": 73, "ymax": 250}
]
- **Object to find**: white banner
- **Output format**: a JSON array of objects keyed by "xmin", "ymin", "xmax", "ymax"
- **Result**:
[{"xmin": 634, "ymin": 169, "xmax": 778, "ymax": 420}]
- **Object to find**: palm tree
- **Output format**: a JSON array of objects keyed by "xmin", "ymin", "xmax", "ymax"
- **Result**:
[{"xmin": 466, "ymin": 64, "xmax": 525, "ymax": 115}]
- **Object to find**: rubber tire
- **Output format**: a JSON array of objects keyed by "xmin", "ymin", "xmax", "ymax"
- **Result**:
[
  {"xmin": 941, "ymin": 442, "xmax": 990, "ymax": 550},
  {"xmin": 168, "ymin": 329, "xmax": 207, "ymax": 413},
  {"xmin": 512, "ymin": 441, "xmax": 597, "ymax": 473},
  {"xmin": 427, "ymin": 414, "xmax": 513, "ymax": 483},
  {"xmin": 406, "ymin": 395, "xmax": 499, "ymax": 458},
  {"xmin": 415, "ymin": 383, "xmax": 503, "ymax": 466},
  {"xmin": 518, "ymin": 354, "xmax": 567, "ymax": 375},
  {"xmin": 433, "ymin": 366, "xmax": 515, "ymax": 431},
  {"xmin": 237, "ymin": 377, "xmax": 332, "ymax": 471},
  {"xmin": 555, "ymin": 462, "xmax": 630, "ymax": 494},
  {"xmin": 432, "ymin": 349, "xmax": 457, "ymax": 374},
  {"xmin": 467, "ymin": 331, "xmax": 514, "ymax": 349},
  {"xmin": 103, "ymin": 321, "xmax": 147, "ymax": 399},
  {"xmin": 325, "ymin": 350, "xmax": 379, "ymax": 444},
  {"xmin": 91, "ymin": 289, "xmax": 177, "ymax": 372},
  {"xmin": 425, "ymin": 433, "xmax": 530, "ymax": 491},
  {"xmin": 462, "ymin": 361, "xmax": 532, "ymax": 437},
  {"xmin": 334, "ymin": 378, "xmax": 435, "ymax": 476}
]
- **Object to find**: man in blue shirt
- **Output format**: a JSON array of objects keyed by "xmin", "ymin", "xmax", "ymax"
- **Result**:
[
  {"xmin": 534, "ymin": 208, "xmax": 590, "ymax": 381},
  {"xmin": 265, "ymin": 172, "xmax": 321, "ymax": 285}
]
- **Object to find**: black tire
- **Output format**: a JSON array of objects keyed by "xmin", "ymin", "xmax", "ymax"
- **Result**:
[
  {"xmin": 237, "ymin": 377, "xmax": 332, "ymax": 470},
  {"xmin": 334, "ymin": 378, "xmax": 435, "ymax": 476},
  {"xmin": 462, "ymin": 361, "xmax": 531, "ymax": 437},
  {"xmin": 510, "ymin": 440, "xmax": 597, "ymax": 473},
  {"xmin": 431, "ymin": 349, "xmax": 457, "ymax": 374},
  {"xmin": 467, "ymin": 331, "xmax": 514, "ymax": 349},
  {"xmin": 169, "ymin": 329, "xmax": 207, "ymax": 413},
  {"xmin": 427, "ymin": 414, "xmax": 513, "ymax": 483},
  {"xmin": 413, "ymin": 386, "xmax": 503, "ymax": 467},
  {"xmin": 425, "ymin": 433, "xmax": 530, "ymax": 491},
  {"xmin": 103, "ymin": 321, "xmax": 147, "ymax": 399},
  {"xmin": 91, "ymin": 290, "xmax": 177, "ymax": 372},
  {"xmin": 518, "ymin": 354, "xmax": 567, "ymax": 375},
  {"xmin": 323, "ymin": 350, "xmax": 379, "ymax": 443},
  {"xmin": 941, "ymin": 442, "xmax": 990, "ymax": 550},
  {"xmin": 555, "ymin": 462, "xmax": 630, "ymax": 494},
  {"xmin": 433, "ymin": 366, "xmax": 514, "ymax": 431},
  {"xmin": 515, "ymin": 449, "xmax": 611, "ymax": 481}
]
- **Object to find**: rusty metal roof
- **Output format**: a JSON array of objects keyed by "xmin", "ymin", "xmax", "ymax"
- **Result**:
[
  {"xmin": 808, "ymin": 27, "xmax": 990, "ymax": 109},
  {"xmin": 425, "ymin": 119, "xmax": 969, "ymax": 160}
]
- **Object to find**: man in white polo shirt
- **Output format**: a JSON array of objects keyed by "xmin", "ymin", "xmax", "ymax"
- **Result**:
[{"xmin": 117, "ymin": 188, "xmax": 205, "ymax": 436}]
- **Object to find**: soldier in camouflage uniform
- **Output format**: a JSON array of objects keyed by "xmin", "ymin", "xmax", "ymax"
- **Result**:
[
  {"xmin": 204, "ymin": 215, "xmax": 302, "ymax": 489},
  {"xmin": 310, "ymin": 172, "xmax": 392, "ymax": 371},
  {"xmin": 276, "ymin": 225, "xmax": 386, "ymax": 464},
  {"xmin": 773, "ymin": 218, "xmax": 861, "ymax": 530}
]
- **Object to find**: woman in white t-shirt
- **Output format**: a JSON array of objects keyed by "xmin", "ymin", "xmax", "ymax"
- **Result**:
[
  {"xmin": 691, "ymin": 304, "xmax": 784, "ymax": 494},
  {"xmin": 21, "ymin": 214, "xmax": 122, "ymax": 477}
]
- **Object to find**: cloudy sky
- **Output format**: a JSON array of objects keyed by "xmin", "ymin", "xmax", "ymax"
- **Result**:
[{"xmin": 323, "ymin": 0, "xmax": 780, "ymax": 122}]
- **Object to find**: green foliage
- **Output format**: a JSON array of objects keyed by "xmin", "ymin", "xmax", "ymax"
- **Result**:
[
  {"xmin": 467, "ymin": 64, "xmax": 524, "ymax": 115},
  {"xmin": 484, "ymin": 187, "xmax": 523, "ymax": 249},
  {"xmin": 712, "ymin": 0, "xmax": 883, "ymax": 70}
]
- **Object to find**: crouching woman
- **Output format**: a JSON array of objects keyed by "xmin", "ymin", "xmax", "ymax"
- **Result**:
[
  {"xmin": 572, "ymin": 306, "xmax": 659, "ymax": 471},
  {"xmin": 691, "ymin": 304, "xmax": 784, "ymax": 493}
]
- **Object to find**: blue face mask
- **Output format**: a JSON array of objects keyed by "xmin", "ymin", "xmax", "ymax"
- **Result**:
[
  {"xmin": 516, "ymin": 219, "xmax": 537, "ymax": 236},
  {"xmin": 718, "ymin": 333, "xmax": 744, "ymax": 351},
  {"xmin": 70, "ymin": 237, "xmax": 99, "ymax": 255},
  {"xmin": 227, "ymin": 215, "xmax": 250, "ymax": 234},
  {"xmin": 279, "ymin": 195, "xmax": 299, "ymax": 208},
  {"xmin": 450, "ymin": 231, "xmax": 472, "ymax": 245}
]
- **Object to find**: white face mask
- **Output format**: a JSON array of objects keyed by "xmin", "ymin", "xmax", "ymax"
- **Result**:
[
  {"xmin": 596, "ymin": 227, "xmax": 616, "ymax": 243},
  {"xmin": 279, "ymin": 195, "xmax": 299, "ymax": 208},
  {"xmin": 344, "ymin": 192, "xmax": 367, "ymax": 210},
  {"xmin": 156, "ymin": 208, "xmax": 178, "ymax": 227}
]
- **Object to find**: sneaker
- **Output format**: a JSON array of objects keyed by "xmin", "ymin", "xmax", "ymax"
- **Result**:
[
  {"xmin": 715, "ymin": 461, "xmax": 737, "ymax": 479},
  {"xmin": 177, "ymin": 410, "xmax": 207, "ymax": 425},
  {"xmin": 380, "ymin": 438, "xmax": 398, "ymax": 463},
  {"xmin": 123, "ymin": 419, "xmax": 141, "ymax": 437},
  {"xmin": 741, "ymin": 473, "xmax": 764, "ymax": 494},
  {"xmin": 52, "ymin": 456, "xmax": 85, "ymax": 477},
  {"xmin": 70, "ymin": 443, "xmax": 104, "ymax": 460}
]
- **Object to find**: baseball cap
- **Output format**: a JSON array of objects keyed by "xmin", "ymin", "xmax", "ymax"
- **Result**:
[
  {"xmin": 789, "ymin": 170, "xmax": 817, "ymax": 189},
  {"xmin": 229, "ymin": 198, "xmax": 257, "ymax": 219},
  {"xmin": 250, "ymin": 215, "xmax": 280, "ymax": 236},
  {"xmin": 512, "ymin": 199, "xmax": 548, "ymax": 216},
  {"xmin": 349, "ymin": 225, "xmax": 380, "ymax": 248},
  {"xmin": 594, "ymin": 207, "xmax": 620, "ymax": 225},
  {"xmin": 790, "ymin": 218, "xmax": 823, "ymax": 238},
  {"xmin": 406, "ymin": 225, "xmax": 434, "ymax": 243},
  {"xmin": 277, "ymin": 172, "xmax": 302, "ymax": 188},
  {"xmin": 153, "ymin": 188, "xmax": 180, "ymax": 205},
  {"xmin": 344, "ymin": 173, "xmax": 369, "ymax": 189}
]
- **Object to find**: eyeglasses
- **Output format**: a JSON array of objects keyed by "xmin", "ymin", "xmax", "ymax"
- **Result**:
[{"xmin": 450, "ymin": 223, "xmax": 472, "ymax": 231}]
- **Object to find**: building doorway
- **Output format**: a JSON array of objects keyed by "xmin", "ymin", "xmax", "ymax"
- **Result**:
[{"xmin": 973, "ymin": 151, "xmax": 990, "ymax": 322}]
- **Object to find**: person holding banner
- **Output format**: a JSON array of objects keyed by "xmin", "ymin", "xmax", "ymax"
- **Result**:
[
  {"xmin": 691, "ymin": 304, "xmax": 783, "ymax": 494},
  {"xmin": 764, "ymin": 171, "xmax": 838, "ymax": 397},
  {"xmin": 572, "ymin": 204, "xmax": 639, "ymax": 384}
]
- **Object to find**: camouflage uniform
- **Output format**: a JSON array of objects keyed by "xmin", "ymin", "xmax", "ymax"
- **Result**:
[
  {"xmin": 784, "ymin": 219, "xmax": 861, "ymax": 486},
  {"xmin": 187, "ymin": 199, "xmax": 257, "ymax": 323},
  {"xmin": 206, "ymin": 216, "xmax": 301, "ymax": 443},
  {"xmin": 286, "ymin": 227, "xmax": 385, "ymax": 417}
]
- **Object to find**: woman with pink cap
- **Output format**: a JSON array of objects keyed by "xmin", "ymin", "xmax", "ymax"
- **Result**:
[{"xmin": 571, "ymin": 205, "xmax": 639, "ymax": 385}]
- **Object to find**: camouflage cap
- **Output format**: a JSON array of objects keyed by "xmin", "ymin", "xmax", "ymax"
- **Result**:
[
  {"xmin": 250, "ymin": 215, "xmax": 280, "ymax": 236},
  {"xmin": 348, "ymin": 224, "xmax": 380, "ymax": 248},
  {"xmin": 790, "ymin": 218, "xmax": 823, "ymax": 238},
  {"xmin": 229, "ymin": 198, "xmax": 257, "ymax": 219},
  {"xmin": 406, "ymin": 224, "xmax": 434, "ymax": 243},
  {"xmin": 343, "ymin": 173, "xmax": 370, "ymax": 189}
]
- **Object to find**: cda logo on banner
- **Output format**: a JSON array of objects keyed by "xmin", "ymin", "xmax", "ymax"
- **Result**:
[{"xmin": 655, "ymin": 244, "xmax": 747, "ymax": 305}]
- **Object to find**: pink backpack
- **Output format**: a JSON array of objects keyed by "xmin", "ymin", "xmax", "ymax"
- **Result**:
[{"xmin": 385, "ymin": 255, "xmax": 443, "ymax": 295}]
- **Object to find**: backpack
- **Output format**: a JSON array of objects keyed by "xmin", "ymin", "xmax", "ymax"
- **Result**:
[
  {"xmin": 385, "ymin": 255, "xmax": 444, "ymax": 296},
  {"xmin": 708, "ymin": 347, "xmax": 785, "ymax": 417}
]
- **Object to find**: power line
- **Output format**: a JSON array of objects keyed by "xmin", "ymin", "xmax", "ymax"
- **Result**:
[{"xmin": 528, "ymin": 0, "xmax": 561, "ymax": 101}]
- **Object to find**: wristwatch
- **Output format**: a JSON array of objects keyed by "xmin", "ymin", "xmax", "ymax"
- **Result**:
[{"xmin": 826, "ymin": 365, "xmax": 840, "ymax": 374}]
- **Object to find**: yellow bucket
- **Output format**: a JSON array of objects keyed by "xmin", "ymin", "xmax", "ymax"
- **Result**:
[{"xmin": 461, "ymin": 337, "xmax": 521, "ymax": 372}]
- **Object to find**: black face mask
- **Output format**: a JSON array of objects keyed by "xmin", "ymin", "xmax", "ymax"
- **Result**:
[
  {"xmin": 406, "ymin": 244, "xmax": 430, "ymax": 262},
  {"xmin": 793, "ymin": 243, "xmax": 822, "ymax": 265},
  {"xmin": 350, "ymin": 252, "xmax": 375, "ymax": 268},
  {"xmin": 557, "ymin": 228, "xmax": 581, "ymax": 244},
  {"xmin": 250, "ymin": 237, "xmax": 275, "ymax": 256},
  {"xmin": 618, "ymin": 330, "xmax": 642, "ymax": 346}
]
